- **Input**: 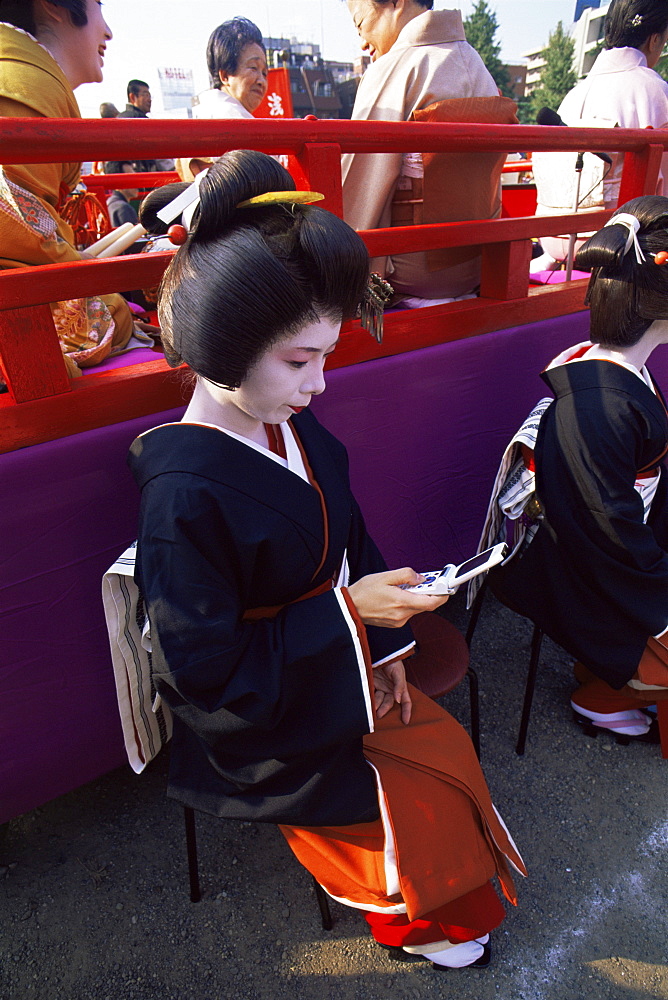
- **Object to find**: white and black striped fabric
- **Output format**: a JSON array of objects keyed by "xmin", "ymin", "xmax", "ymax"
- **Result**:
[{"xmin": 102, "ymin": 541, "xmax": 172, "ymax": 773}]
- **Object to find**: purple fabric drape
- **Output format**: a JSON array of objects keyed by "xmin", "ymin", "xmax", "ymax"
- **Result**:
[{"xmin": 3, "ymin": 311, "xmax": 667, "ymax": 822}]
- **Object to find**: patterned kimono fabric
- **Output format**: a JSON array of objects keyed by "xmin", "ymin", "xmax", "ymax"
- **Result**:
[
  {"xmin": 0, "ymin": 23, "xmax": 133, "ymax": 377},
  {"xmin": 260, "ymin": 424, "xmax": 526, "ymax": 953}
]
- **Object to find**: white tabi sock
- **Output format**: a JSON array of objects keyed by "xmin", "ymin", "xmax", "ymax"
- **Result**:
[
  {"xmin": 417, "ymin": 934, "xmax": 489, "ymax": 968},
  {"xmin": 571, "ymin": 701, "xmax": 651, "ymax": 736}
]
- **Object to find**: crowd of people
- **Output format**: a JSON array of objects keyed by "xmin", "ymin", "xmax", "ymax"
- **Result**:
[{"xmin": 1, "ymin": 0, "xmax": 667, "ymax": 975}]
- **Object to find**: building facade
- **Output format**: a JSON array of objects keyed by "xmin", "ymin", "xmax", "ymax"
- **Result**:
[{"xmin": 264, "ymin": 36, "xmax": 357, "ymax": 119}]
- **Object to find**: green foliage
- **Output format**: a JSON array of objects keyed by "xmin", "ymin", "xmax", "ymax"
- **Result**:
[
  {"xmin": 464, "ymin": 0, "xmax": 512, "ymax": 97},
  {"xmin": 654, "ymin": 53, "xmax": 668, "ymax": 82},
  {"xmin": 514, "ymin": 97, "xmax": 535, "ymax": 125},
  {"xmin": 530, "ymin": 21, "xmax": 577, "ymax": 120}
]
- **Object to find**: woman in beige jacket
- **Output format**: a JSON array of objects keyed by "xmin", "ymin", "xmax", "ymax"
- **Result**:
[{"xmin": 342, "ymin": 1, "xmax": 515, "ymax": 303}]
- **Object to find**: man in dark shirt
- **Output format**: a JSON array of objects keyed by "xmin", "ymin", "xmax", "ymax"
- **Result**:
[
  {"xmin": 118, "ymin": 80, "xmax": 157, "ymax": 171},
  {"xmin": 118, "ymin": 79, "xmax": 151, "ymax": 119},
  {"xmin": 103, "ymin": 161, "xmax": 139, "ymax": 228}
]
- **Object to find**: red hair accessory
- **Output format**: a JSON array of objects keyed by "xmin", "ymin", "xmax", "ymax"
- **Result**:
[
  {"xmin": 654, "ymin": 251, "xmax": 668, "ymax": 265},
  {"xmin": 167, "ymin": 224, "xmax": 188, "ymax": 246}
]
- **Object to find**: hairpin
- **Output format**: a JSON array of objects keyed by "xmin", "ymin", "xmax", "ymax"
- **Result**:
[
  {"xmin": 156, "ymin": 179, "xmax": 201, "ymax": 226},
  {"xmin": 167, "ymin": 224, "xmax": 189, "ymax": 245},
  {"xmin": 654, "ymin": 251, "xmax": 668, "ymax": 265},
  {"xmin": 162, "ymin": 187, "xmax": 325, "ymax": 243},
  {"xmin": 604, "ymin": 213, "xmax": 646, "ymax": 264},
  {"xmin": 631, "ymin": 13, "xmax": 643, "ymax": 27},
  {"xmin": 236, "ymin": 191, "xmax": 324, "ymax": 209},
  {"xmin": 359, "ymin": 273, "xmax": 394, "ymax": 344}
]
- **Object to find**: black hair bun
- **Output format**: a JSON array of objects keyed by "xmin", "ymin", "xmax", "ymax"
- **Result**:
[
  {"xmin": 575, "ymin": 220, "xmax": 632, "ymax": 272},
  {"xmin": 139, "ymin": 183, "xmax": 190, "ymax": 235},
  {"xmin": 194, "ymin": 150, "xmax": 295, "ymax": 241}
]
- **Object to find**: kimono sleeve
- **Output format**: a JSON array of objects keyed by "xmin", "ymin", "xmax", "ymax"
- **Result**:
[
  {"xmin": 539, "ymin": 388, "xmax": 668, "ymax": 635},
  {"xmin": 135, "ymin": 476, "xmax": 375, "ymax": 763},
  {"xmin": 345, "ymin": 493, "xmax": 415, "ymax": 667}
]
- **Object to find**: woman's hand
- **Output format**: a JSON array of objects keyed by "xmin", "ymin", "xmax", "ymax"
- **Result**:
[
  {"xmin": 347, "ymin": 567, "xmax": 448, "ymax": 628},
  {"xmin": 374, "ymin": 658, "xmax": 412, "ymax": 724}
]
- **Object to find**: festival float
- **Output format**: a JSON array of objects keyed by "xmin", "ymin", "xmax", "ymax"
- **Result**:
[{"xmin": 2, "ymin": 106, "xmax": 667, "ymax": 824}]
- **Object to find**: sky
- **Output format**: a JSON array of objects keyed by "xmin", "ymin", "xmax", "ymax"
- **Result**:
[{"xmin": 76, "ymin": 1, "xmax": 577, "ymax": 116}]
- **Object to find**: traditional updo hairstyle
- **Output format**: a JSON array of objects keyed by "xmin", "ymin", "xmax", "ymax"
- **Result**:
[
  {"xmin": 206, "ymin": 18, "xmax": 265, "ymax": 89},
  {"xmin": 158, "ymin": 150, "xmax": 370, "ymax": 389},
  {"xmin": 604, "ymin": 0, "xmax": 668, "ymax": 50},
  {"xmin": 575, "ymin": 195, "xmax": 668, "ymax": 347},
  {"xmin": 0, "ymin": 0, "xmax": 88, "ymax": 34}
]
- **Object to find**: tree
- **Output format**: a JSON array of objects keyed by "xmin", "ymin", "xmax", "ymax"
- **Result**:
[
  {"xmin": 463, "ymin": 1, "xmax": 511, "ymax": 97},
  {"xmin": 654, "ymin": 52, "xmax": 668, "ymax": 83},
  {"xmin": 530, "ymin": 21, "xmax": 577, "ymax": 120}
]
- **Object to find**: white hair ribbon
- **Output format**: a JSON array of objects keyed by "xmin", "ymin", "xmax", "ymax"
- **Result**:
[
  {"xmin": 604, "ymin": 212, "xmax": 646, "ymax": 264},
  {"xmin": 156, "ymin": 169, "xmax": 208, "ymax": 226}
]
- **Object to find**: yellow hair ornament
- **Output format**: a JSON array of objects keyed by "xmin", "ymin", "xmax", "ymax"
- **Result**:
[{"xmin": 236, "ymin": 190, "xmax": 325, "ymax": 209}]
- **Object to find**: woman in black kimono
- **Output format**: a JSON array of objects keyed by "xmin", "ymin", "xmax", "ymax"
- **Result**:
[
  {"xmin": 130, "ymin": 150, "xmax": 525, "ymax": 969},
  {"xmin": 492, "ymin": 196, "xmax": 668, "ymax": 742}
]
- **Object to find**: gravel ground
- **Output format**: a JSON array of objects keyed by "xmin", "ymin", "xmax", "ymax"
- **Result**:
[{"xmin": 1, "ymin": 592, "xmax": 667, "ymax": 1000}]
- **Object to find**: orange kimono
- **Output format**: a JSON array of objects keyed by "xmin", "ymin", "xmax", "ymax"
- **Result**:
[{"xmin": 0, "ymin": 23, "xmax": 133, "ymax": 376}]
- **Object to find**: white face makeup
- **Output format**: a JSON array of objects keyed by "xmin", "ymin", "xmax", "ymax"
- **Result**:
[
  {"xmin": 219, "ymin": 42, "xmax": 269, "ymax": 113},
  {"xmin": 200, "ymin": 316, "xmax": 341, "ymax": 442}
]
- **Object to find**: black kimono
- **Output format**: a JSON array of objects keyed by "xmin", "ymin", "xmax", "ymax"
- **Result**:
[
  {"xmin": 491, "ymin": 358, "xmax": 668, "ymax": 690},
  {"xmin": 128, "ymin": 409, "xmax": 414, "ymax": 826}
]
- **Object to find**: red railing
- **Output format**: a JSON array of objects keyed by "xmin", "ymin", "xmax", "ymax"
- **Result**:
[
  {"xmin": 0, "ymin": 116, "xmax": 665, "ymax": 452},
  {"xmin": 81, "ymin": 170, "xmax": 180, "ymax": 193},
  {"xmin": 501, "ymin": 159, "xmax": 532, "ymax": 173}
]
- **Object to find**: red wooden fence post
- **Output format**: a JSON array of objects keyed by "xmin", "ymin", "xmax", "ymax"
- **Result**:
[
  {"xmin": 479, "ymin": 240, "xmax": 532, "ymax": 300},
  {"xmin": 0, "ymin": 305, "xmax": 71, "ymax": 403},
  {"xmin": 618, "ymin": 143, "xmax": 664, "ymax": 205},
  {"xmin": 294, "ymin": 143, "xmax": 344, "ymax": 218}
]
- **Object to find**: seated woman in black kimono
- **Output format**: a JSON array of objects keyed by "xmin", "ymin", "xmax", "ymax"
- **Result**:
[
  {"xmin": 492, "ymin": 196, "xmax": 668, "ymax": 742},
  {"xmin": 130, "ymin": 150, "xmax": 525, "ymax": 969}
]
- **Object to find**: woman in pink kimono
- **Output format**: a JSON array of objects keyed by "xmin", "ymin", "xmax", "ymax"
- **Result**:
[{"xmin": 342, "ymin": 0, "xmax": 516, "ymax": 305}]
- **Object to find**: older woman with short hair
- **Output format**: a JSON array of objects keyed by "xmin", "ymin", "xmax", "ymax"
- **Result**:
[
  {"xmin": 176, "ymin": 17, "xmax": 269, "ymax": 182},
  {"xmin": 194, "ymin": 16, "xmax": 268, "ymax": 119}
]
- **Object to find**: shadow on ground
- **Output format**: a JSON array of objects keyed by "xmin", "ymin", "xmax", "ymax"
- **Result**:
[{"xmin": 1, "ymin": 594, "xmax": 667, "ymax": 1000}]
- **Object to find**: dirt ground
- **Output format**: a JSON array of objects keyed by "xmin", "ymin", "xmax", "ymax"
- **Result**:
[{"xmin": 1, "ymin": 593, "xmax": 667, "ymax": 1000}]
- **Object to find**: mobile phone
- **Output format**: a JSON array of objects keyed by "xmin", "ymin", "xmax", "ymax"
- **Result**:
[{"xmin": 402, "ymin": 542, "xmax": 508, "ymax": 596}]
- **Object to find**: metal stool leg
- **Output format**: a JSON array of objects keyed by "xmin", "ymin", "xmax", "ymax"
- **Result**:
[
  {"xmin": 515, "ymin": 626, "xmax": 544, "ymax": 756},
  {"xmin": 184, "ymin": 806, "xmax": 201, "ymax": 902},
  {"xmin": 467, "ymin": 666, "xmax": 481, "ymax": 761},
  {"xmin": 312, "ymin": 876, "xmax": 333, "ymax": 930},
  {"xmin": 182, "ymin": 808, "xmax": 333, "ymax": 926},
  {"xmin": 465, "ymin": 580, "xmax": 487, "ymax": 647},
  {"xmin": 656, "ymin": 701, "xmax": 668, "ymax": 760}
]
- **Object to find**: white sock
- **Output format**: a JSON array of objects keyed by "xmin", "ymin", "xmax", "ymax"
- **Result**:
[
  {"xmin": 418, "ymin": 934, "xmax": 489, "ymax": 968},
  {"xmin": 572, "ymin": 701, "xmax": 650, "ymax": 736}
]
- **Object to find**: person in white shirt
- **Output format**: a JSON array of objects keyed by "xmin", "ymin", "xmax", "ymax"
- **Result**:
[
  {"xmin": 176, "ymin": 18, "xmax": 268, "ymax": 183},
  {"xmin": 532, "ymin": 0, "xmax": 668, "ymax": 271}
]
